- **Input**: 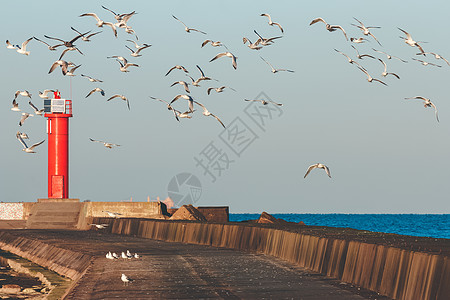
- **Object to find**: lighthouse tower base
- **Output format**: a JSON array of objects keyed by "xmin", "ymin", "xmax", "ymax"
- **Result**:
[{"xmin": 37, "ymin": 198, "xmax": 80, "ymax": 203}]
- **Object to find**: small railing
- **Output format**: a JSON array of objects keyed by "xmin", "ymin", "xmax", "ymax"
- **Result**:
[{"xmin": 65, "ymin": 100, "xmax": 72, "ymax": 115}]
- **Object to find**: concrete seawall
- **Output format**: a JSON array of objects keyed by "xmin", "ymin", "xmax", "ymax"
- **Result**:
[
  {"xmin": 94, "ymin": 218, "xmax": 449, "ymax": 300},
  {"xmin": 0, "ymin": 231, "xmax": 92, "ymax": 282}
]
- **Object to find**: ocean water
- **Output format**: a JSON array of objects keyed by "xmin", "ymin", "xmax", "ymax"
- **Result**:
[{"xmin": 230, "ymin": 214, "xmax": 450, "ymax": 239}]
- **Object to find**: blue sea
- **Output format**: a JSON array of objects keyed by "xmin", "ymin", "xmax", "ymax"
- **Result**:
[{"xmin": 230, "ymin": 214, "xmax": 450, "ymax": 239}]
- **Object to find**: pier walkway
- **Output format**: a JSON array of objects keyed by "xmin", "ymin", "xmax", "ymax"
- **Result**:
[{"xmin": 2, "ymin": 230, "xmax": 383, "ymax": 299}]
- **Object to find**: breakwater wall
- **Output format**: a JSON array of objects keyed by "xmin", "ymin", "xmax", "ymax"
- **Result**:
[
  {"xmin": 95, "ymin": 218, "xmax": 449, "ymax": 300},
  {"xmin": 0, "ymin": 231, "xmax": 92, "ymax": 282}
]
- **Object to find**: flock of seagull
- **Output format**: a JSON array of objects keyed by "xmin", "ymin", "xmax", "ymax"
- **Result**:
[{"xmin": 6, "ymin": 9, "xmax": 448, "ymax": 180}]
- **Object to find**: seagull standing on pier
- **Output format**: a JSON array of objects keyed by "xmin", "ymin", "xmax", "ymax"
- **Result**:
[{"xmin": 121, "ymin": 274, "xmax": 134, "ymax": 285}]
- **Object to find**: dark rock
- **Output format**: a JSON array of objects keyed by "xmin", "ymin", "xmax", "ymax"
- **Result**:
[{"xmin": 169, "ymin": 205, "xmax": 207, "ymax": 221}]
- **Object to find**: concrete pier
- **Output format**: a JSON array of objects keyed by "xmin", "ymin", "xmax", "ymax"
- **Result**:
[{"xmin": 0, "ymin": 230, "xmax": 379, "ymax": 299}]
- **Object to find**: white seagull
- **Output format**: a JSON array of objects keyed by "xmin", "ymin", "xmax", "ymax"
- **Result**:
[
  {"xmin": 412, "ymin": 58, "xmax": 441, "ymax": 67},
  {"xmin": 193, "ymin": 101, "xmax": 226, "ymax": 128},
  {"xmin": 121, "ymin": 274, "xmax": 134, "ymax": 286},
  {"xmin": 165, "ymin": 65, "xmax": 189, "ymax": 76},
  {"xmin": 350, "ymin": 37, "xmax": 368, "ymax": 44},
  {"xmin": 207, "ymin": 86, "xmax": 235, "ymax": 95},
  {"xmin": 170, "ymin": 94, "xmax": 195, "ymax": 112},
  {"xmin": 19, "ymin": 113, "xmax": 33, "ymax": 126},
  {"xmin": 39, "ymin": 90, "xmax": 56, "ymax": 99},
  {"xmin": 253, "ymin": 30, "xmax": 282, "ymax": 46},
  {"xmin": 372, "ymin": 48, "xmax": 407, "ymax": 63},
  {"xmin": 126, "ymin": 39, "xmax": 151, "ymax": 49},
  {"xmin": 125, "ymin": 44, "xmax": 151, "ymax": 57},
  {"xmin": 33, "ymin": 37, "xmax": 57, "ymax": 51},
  {"xmin": 117, "ymin": 60, "xmax": 139, "ymax": 72},
  {"xmin": 107, "ymin": 94, "xmax": 130, "ymax": 110},
  {"xmin": 15, "ymin": 90, "xmax": 32, "ymax": 99},
  {"xmin": 260, "ymin": 56, "xmax": 294, "ymax": 73},
  {"xmin": 16, "ymin": 131, "xmax": 29, "ymax": 140},
  {"xmin": 417, "ymin": 52, "xmax": 450, "ymax": 66},
  {"xmin": 405, "ymin": 96, "xmax": 439, "ymax": 122},
  {"xmin": 351, "ymin": 46, "xmax": 376, "ymax": 60},
  {"xmin": 10, "ymin": 37, "xmax": 33, "ymax": 55},
  {"xmin": 244, "ymin": 99, "xmax": 282, "ymax": 106},
  {"xmin": 85, "ymin": 88, "xmax": 105, "ymax": 98},
  {"xmin": 66, "ymin": 64, "xmax": 81, "ymax": 77},
  {"xmin": 201, "ymin": 39, "xmax": 223, "ymax": 48},
  {"xmin": 334, "ymin": 49, "xmax": 366, "ymax": 70},
  {"xmin": 48, "ymin": 60, "xmax": 69, "ymax": 75},
  {"xmin": 89, "ymin": 223, "xmax": 109, "ymax": 229},
  {"xmin": 79, "ymin": 13, "xmax": 117, "ymax": 37},
  {"xmin": 242, "ymin": 37, "xmax": 262, "ymax": 50},
  {"xmin": 210, "ymin": 52, "xmax": 237, "ymax": 69},
  {"xmin": 11, "ymin": 99, "xmax": 20, "ymax": 111},
  {"xmin": 81, "ymin": 74, "xmax": 103, "ymax": 82},
  {"xmin": 398, "ymin": 28, "xmax": 425, "ymax": 54},
  {"xmin": 171, "ymin": 81, "xmax": 190, "ymax": 93},
  {"xmin": 310, "ymin": 18, "xmax": 348, "ymax": 40},
  {"xmin": 91, "ymin": 139, "xmax": 120, "ymax": 149},
  {"xmin": 261, "ymin": 13, "xmax": 284, "ymax": 33},
  {"xmin": 71, "ymin": 27, "xmax": 102, "ymax": 42},
  {"xmin": 378, "ymin": 59, "xmax": 400, "ymax": 79},
  {"xmin": 17, "ymin": 135, "xmax": 45, "ymax": 153},
  {"xmin": 29, "ymin": 101, "xmax": 44, "ymax": 115},
  {"xmin": 304, "ymin": 163, "xmax": 331, "ymax": 178},
  {"xmin": 150, "ymin": 96, "xmax": 180, "ymax": 122},
  {"xmin": 352, "ymin": 17, "xmax": 381, "ymax": 46},
  {"xmin": 357, "ymin": 66, "xmax": 387, "ymax": 86},
  {"xmin": 172, "ymin": 15, "xmax": 206, "ymax": 34}
]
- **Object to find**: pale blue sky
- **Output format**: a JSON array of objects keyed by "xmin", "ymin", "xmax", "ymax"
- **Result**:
[{"xmin": 1, "ymin": 0, "xmax": 450, "ymax": 213}]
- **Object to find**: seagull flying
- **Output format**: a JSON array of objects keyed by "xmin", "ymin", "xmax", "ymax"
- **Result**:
[
  {"xmin": 244, "ymin": 99, "xmax": 282, "ymax": 106},
  {"xmin": 125, "ymin": 44, "xmax": 151, "ymax": 57},
  {"xmin": 79, "ymin": 13, "xmax": 117, "ymax": 37},
  {"xmin": 260, "ymin": 13, "xmax": 284, "ymax": 33},
  {"xmin": 15, "ymin": 90, "xmax": 32, "ymax": 99},
  {"xmin": 48, "ymin": 60, "xmax": 69, "ymax": 75},
  {"xmin": 378, "ymin": 59, "xmax": 400, "ymax": 79},
  {"xmin": 351, "ymin": 46, "xmax": 376, "ymax": 60},
  {"xmin": 19, "ymin": 113, "xmax": 33, "ymax": 126},
  {"xmin": 412, "ymin": 58, "xmax": 442, "ymax": 67},
  {"xmin": 29, "ymin": 101, "xmax": 44, "ymax": 115},
  {"xmin": 398, "ymin": 28, "xmax": 425, "ymax": 54},
  {"xmin": 172, "ymin": 15, "xmax": 206, "ymax": 34},
  {"xmin": 372, "ymin": 48, "xmax": 407, "ymax": 63},
  {"xmin": 210, "ymin": 52, "xmax": 238, "ymax": 69},
  {"xmin": 310, "ymin": 18, "xmax": 348, "ymax": 40},
  {"xmin": 405, "ymin": 96, "xmax": 439, "ymax": 122},
  {"xmin": 85, "ymin": 88, "xmax": 105, "ymax": 98},
  {"xmin": 243, "ymin": 37, "xmax": 262, "ymax": 50},
  {"xmin": 253, "ymin": 30, "xmax": 282, "ymax": 46},
  {"xmin": 38, "ymin": 89, "xmax": 56, "ymax": 99},
  {"xmin": 417, "ymin": 52, "xmax": 450, "ymax": 66},
  {"xmin": 165, "ymin": 65, "xmax": 189, "ymax": 76},
  {"xmin": 260, "ymin": 56, "xmax": 294, "ymax": 73},
  {"xmin": 201, "ymin": 39, "xmax": 223, "ymax": 48},
  {"xmin": 81, "ymin": 74, "xmax": 103, "ymax": 82},
  {"xmin": 33, "ymin": 37, "xmax": 57, "ymax": 51},
  {"xmin": 207, "ymin": 86, "xmax": 235, "ymax": 95},
  {"xmin": 170, "ymin": 94, "xmax": 195, "ymax": 112},
  {"xmin": 150, "ymin": 96, "xmax": 180, "ymax": 122},
  {"xmin": 71, "ymin": 27, "xmax": 102, "ymax": 42},
  {"xmin": 107, "ymin": 94, "xmax": 130, "ymax": 110},
  {"xmin": 91, "ymin": 139, "xmax": 120, "ymax": 149},
  {"xmin": 16, "ymin": 131, "xmax": 29, "ymax": 140},
  {"xmin": 357, "ymin": 66, "xmax": 388, "ymax": 86},
  {"xmin": 171, "ymin": 81, "xmax": 190, "ymax": 93},
  {"xmin": 193, "ymin": 101, "xmax": 226, "ymax": 128},
  {"xmin": 351, "ymin": 17, "xmax": 381, "ymax": 46},
  {"xmin": 304, "ymin": 163, "xmax": 331, "ymax": 178},
  {"xmin": 8, "ymin": 37, "xmax": 33, "ymax": 55},
  {"xmin": 11, "ymin": 99, "xmax": 20, "ymax": 111},
  {"xmin": 17, "ymin": 136, "xmax": 45, "ymax": 153}
]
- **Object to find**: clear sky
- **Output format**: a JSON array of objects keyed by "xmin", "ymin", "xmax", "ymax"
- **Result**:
[{"xmin": 1, "ymin": 0, "xmax": 450, "ymax": 213}]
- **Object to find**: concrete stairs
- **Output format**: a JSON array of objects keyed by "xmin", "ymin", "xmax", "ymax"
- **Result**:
[{"xmin": 26, "ymin": 202, "xmax": 82, "ymax": 229}]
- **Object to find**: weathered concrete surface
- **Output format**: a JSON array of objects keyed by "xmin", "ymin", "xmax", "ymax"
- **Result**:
[
  {"xmin": 0, "ymin": 230, "xmax": 382, "ymax": 299},
  {"xmin": 94, "ymin": 218, "xmax": 450, "ymax": 300}
]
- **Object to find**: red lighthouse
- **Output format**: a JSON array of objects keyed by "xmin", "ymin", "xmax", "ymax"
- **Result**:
[{"xmin": 44, "ymin": 91, "xmax": 73, "ymax": 199}]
